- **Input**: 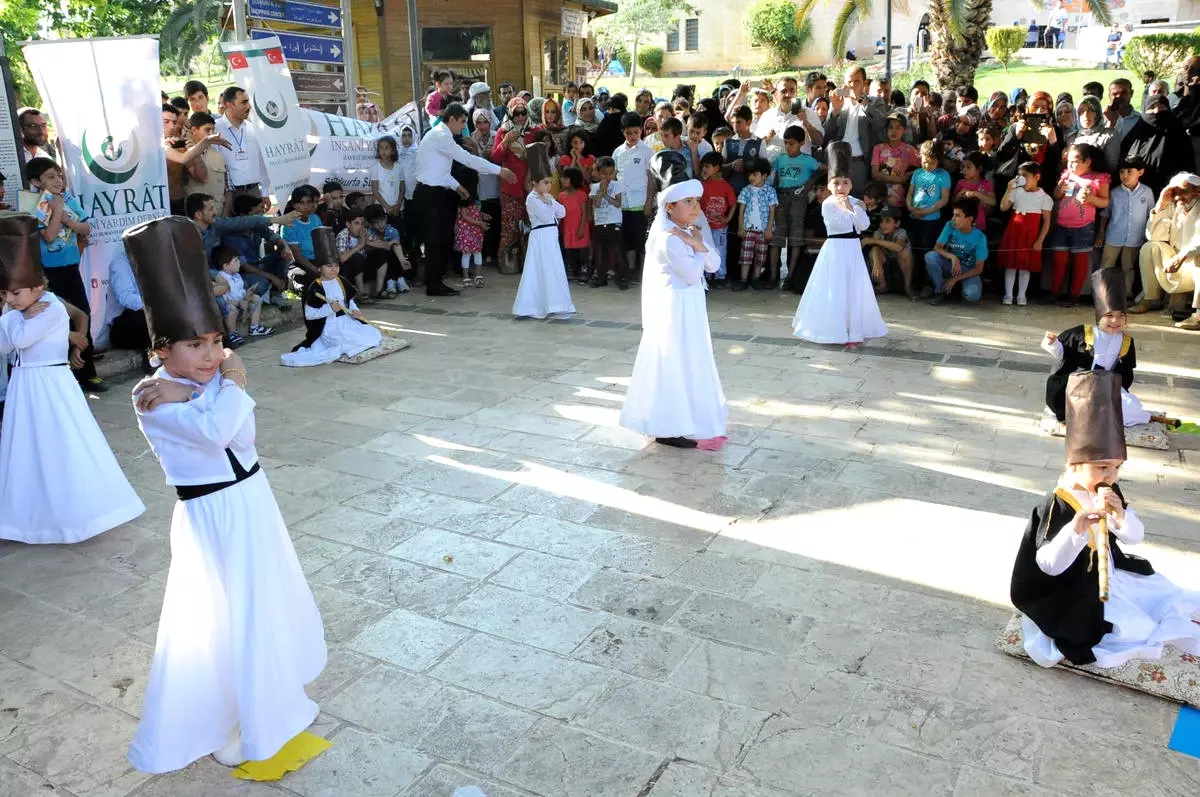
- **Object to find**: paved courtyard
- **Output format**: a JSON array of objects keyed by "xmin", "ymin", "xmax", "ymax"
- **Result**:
[{"xmin": 2, "ymin": 279, "xmax": 1199, "ymax": 797}]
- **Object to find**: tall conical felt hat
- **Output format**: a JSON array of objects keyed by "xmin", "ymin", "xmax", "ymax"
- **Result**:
[
  {"xmin": 651, "ymin": 150, "xmax": 689, "ymax": 192},
  {"xmin": 1091, "ymin": 267, "xmax": 1127, "ymax": 321},
  {"xmin": 1065, "ymin": 370, "xmax": 1127, "ymax": 465},
  {"xmin": 828, "ymin": 141, "xmax": 853, "ymax": 180},
  {"xmin": 0, "ymin": 213, "xmax": 44, "ymax": 291},
  {"xmin": 311, "ymin": 226, "xmax": 338, "ymax": 267},
  {"xmin": 526, "ymin": 141, "xmax": 553, "ymax": 183},
  {"xmin": 122, "ymin": 216, "xmax": 223, "ymax": 342}
]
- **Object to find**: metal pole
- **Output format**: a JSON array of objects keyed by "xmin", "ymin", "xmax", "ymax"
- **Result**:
[
  {"xmin": 884, "ymin": 0, "xmax": 893, "ymax": 80},
  {"xmin": 341, "ymin": 0, "xmax": 356, "ymax": 115},
  {"xmin": 407, "ymin": 0, "xmax": 423, "ymax": 131},
  {"xmin": 233, "ymin": 0, "xmax": 247, "ymax": 40}
]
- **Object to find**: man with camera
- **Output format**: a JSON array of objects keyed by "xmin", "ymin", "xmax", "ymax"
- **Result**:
[{"xmin": 822, "ymin": 65, "xmax": 888, "ymax": 195}]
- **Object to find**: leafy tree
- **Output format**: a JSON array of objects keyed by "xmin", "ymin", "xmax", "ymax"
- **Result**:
[
  {"xmin": 637, "ymin": 45, "xmax": 664, "ymax": 76},
  {"xmin": 743, "ymin": 0, "xmax": 812, "ymax": 71},
  {"xmin": 1123, "ymin": 33, "xmax": 1200, "ymax": 84},
  {"xmin": 985, "ymin": 25, "xmax": 1026, "ymax": 72},
  {"xmin": 591, "ymin": 0, "xmax": 699, "ymax": 83},
  {"xmin": 929, "ymin": 0, "xmax": 1111, "ymax": 89},
  {"xmin": 159, "ymin": 0, "xmax": 225, "ymax": 75},
  {"xmin": 3, "ymin": 0, "xmax": 173, "ymax": 106}
]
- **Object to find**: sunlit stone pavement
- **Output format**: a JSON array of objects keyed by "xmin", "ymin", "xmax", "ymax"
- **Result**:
[{"xmin": 2, "ymin": 276, "xmax": 1199, "ymax": 796}]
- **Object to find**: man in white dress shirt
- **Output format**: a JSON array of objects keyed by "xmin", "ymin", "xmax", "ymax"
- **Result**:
[
  {"xmin": 215, "ymin": 87, "xmax": 267, "ymax": 209},
  {"xmin": 413, "ymin": 102, "xmax": 516, "ymax": 296},
  {"xmin": 755, "ymin": 77, "xmax": 823, "ymax": 161}
]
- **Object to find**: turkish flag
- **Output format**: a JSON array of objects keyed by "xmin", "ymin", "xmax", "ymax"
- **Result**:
[
  {"xmin": 228, "ymin": 53, "xmax": 249, "ymax": 70},
  {"xmin": 266, "ymin": 48, "xmax": 285, "ymax": 64}
]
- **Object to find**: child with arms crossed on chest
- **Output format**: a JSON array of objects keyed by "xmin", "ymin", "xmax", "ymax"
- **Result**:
[
  {"xmin": 0, "ymin": 213, "xmax": 144, "ymax": 544},
  {"xmin": 122, "ymin": 217, "xmax": 325, "ymax": 773}
]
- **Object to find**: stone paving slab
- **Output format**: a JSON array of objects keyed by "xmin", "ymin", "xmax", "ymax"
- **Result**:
[{"xmin": 2, "ymin": 280, "xmax": 1199, "ymax": 796}]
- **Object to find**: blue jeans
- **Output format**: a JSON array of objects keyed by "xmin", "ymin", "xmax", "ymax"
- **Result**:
[
  {"xmin": 712, "ymin": 227, "xmax": 728, "ymax": 279},
  {"xmin": 924, "ymin": 251, "xmax": 982, "ymax": 302}
]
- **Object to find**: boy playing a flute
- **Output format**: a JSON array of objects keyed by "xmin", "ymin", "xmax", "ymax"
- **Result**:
[{"xmin": 1010, "ymin": 370, "xmax": 1200, "ymax": 669}]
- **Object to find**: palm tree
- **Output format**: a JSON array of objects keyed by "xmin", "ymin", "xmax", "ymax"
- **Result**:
[
  {"xmin": 927, "ymin": 0, "xmax": 1112, "ymax": 89},
  {"xmin": 824, "ymin": 0, "xmax": 910, "ymax": 65},
  {"xmin": 160, "ymin": 0, "xmax": 225, "ymax": 74}
]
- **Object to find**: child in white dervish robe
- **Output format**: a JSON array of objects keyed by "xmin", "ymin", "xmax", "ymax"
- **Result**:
[
  {"xmin": 0, "ymin": 213, "xmax": 143, "ymax": 543},
  {"xmin": 122, "ymin": 217, "xmax": 326, "ymax": 773},
  {"xmin": 620, "ymin": 151, "xmax": 727, "ymax": 448}
]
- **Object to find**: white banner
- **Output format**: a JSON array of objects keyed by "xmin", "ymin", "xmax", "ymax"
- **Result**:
[
  {"xmin": 222, "ymin": 36, "xmax": 313, "ymax": 206},
  {"xmin": 23, "ymin": 36, "xmax": 169, "ymax": 349},
  {"xmin": 304, "ymin": 104, "xmax": 421, "ymax": 191}
]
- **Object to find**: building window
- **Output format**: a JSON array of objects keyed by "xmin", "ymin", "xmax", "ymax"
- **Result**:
[
  {"xmin": 543, "ymin": 35, "xmax": 571, "ymax": 87},
  {"xmin": 685, "ymin": 18, "xmax": 699, "ymax": 51},
  {"xmin": 666, "ymin": 26, "xmax": 679, "ymax": 52},
  {"xmin": 421, "ymin": 27, "xmax": 492, "ymax": 61}
]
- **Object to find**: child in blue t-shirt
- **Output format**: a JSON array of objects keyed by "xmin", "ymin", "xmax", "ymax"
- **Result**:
[
  {"xmin": 925, "ymin": 197, "xmax": 986, "ymax": 304},
  {"xmin": 26, "ymin": 156, "xmax": 103, "ymax": 390},
  {"xmin": 906, "ymin": 140, "xmax": 951, "ymax": 272},
  {"xmin": 771, "ymin": 125, "xmax": 821, "ymax": 287}
]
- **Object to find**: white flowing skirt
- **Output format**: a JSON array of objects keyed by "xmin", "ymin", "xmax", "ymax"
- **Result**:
[
  {"xmin": 129, "ymin": 470, "xmax": 326, "ymax": 773},
  {"xmin": 1022, "ymin": 566, "xmax": 1200, "ymax": 669},
  {"xmin": 792, "ymin": 238, "xmax": 888, "ymax": 345},
  {"xmin": 1121, "ymin": 387, "xmax": 1152, "ymax": 427},
  {"xmin": 621, "ymin": 288, "xmax": 727, "ymax": 439},
  {"xmin": 513, "ymin": 229, "xmax": 575, "ymax": 319},
  {"xmin": 280, "ymin": 315, "xmax": 382, "ymax": 367},
  {"xmin": 0, "ymin": 364, "xmax": 143, "ymax": 543}
]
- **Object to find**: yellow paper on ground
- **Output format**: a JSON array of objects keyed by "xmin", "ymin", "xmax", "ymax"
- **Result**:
[{"xmin": 231, "ymin": 731, "xmax": 331, "ymax": 781}]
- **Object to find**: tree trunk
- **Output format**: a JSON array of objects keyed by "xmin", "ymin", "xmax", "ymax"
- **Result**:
[
  {"xmin": 631, "ymin": 38, "xmax": 640, "ymax": 85},
  {"xmin": 928, "ymin": 0, "xmax": 991, "ymax": 90}
]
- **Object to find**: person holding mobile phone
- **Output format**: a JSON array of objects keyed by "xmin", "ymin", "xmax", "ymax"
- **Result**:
[{"xmin": 822, "ymin": 65, "xmax": 888, "ymax": 194}]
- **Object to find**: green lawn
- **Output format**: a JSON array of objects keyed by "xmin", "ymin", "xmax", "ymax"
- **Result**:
[{"xmin": 594, "ymin": 60, "xmax": 1139, "ymax": 103}]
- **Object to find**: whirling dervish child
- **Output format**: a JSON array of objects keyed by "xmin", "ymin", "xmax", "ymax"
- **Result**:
[
  {"xmin": 281, "ymin": 226, "xmax": 382, "ymax": 367},
  {"xmin": 1041, "ymin": 268, "xmax": 1164, "ymax": 428},
  {"xmin": 620, "ymin": 150, "xmax": 727, "ymax": 449},
  {"xmin": 513, "ymin": 141, "xmax": 576, "ymax": 319},
  {"xmin": 0, "ymin": 212, "xmax": 143, "ymax": 543},
  {"xmin": 791, "ymin": 142, "xmax": 888, "ymax": 349},
  {"xmin": 122, "ymin": 217, "xmax": 326, "ymax": 773},
  {"xmin": 1011, "ymin": 369, "xmax": 1200, "ymax": 669}
]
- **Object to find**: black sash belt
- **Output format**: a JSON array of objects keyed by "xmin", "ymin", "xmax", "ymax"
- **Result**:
[
  {"xmin": 828, "ymin": 231, "xmax": 862, "ymax": 239},
  {"xmin": 531, "ymin": 223, "xmax": 557, "ymax": 230},
  {"xmin": 176, "ymin": 449, "xmax": 260, "ymax": 501}
]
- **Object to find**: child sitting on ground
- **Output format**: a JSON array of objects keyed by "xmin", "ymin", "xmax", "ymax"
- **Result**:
[
  {"xmin": 211, "ymin": 245, "xmax": 270, "ymax": 348},
  {"xmin": 283, "ymin": 227, "xmax": 382, "ymax": 367},
  {"xmin": 862, "ymin": 205, "xmax": 914, "ymax": 297},
  {"xmin": 925, "ymin": 197, "xmax": 987, "ymax": 304},
  {"xmin": 363, "ymin": 203, "xmax": 411, "ymax": 296}
]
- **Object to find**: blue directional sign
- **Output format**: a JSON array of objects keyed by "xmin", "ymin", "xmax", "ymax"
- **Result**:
[
  {"xmin": 247, "ymin": 0, "xmax": 342, "ymax": 29},
  {"xmin": 251, "ymin": 29, "xmax": 344, "ymax": 64}
]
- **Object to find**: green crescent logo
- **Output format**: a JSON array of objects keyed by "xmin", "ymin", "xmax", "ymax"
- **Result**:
[
  {"xmin": 81, "ymin": 128, "xmax": 140, "ymax": 184},
  {"xmin": 254, "ymin": 93, "xmax": 289, "ymax": 129}
]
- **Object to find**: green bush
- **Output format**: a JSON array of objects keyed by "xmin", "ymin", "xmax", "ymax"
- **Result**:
[
  {"xmin": 985, "ymin": 26, "xmax": 1027, "ymax": 72},
  {"xmin": 638, "ymin": 45, "xmax": 664, "ymax": 76},
  {"xmin": 1124, "ymin": 33, "xmax": 1200, "ymax": 82},
  {"xmin": 743, "ymin": 0, "xmax": 810, "ymax": 72}
]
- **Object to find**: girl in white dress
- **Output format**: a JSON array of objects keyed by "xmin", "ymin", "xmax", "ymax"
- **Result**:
[
  {"xmin": 0, "ymin": 213, "xmax": 144, "ymax": 544},
  {"xmin": 620, "ymin": 151, "xmax": 727, "ymax": 448},
  {"xmin": 513, "ymin": 141, "xmax": 575, "ymax": 319},
  {"xmin": 792, "ymin": 141, "xmax": 888, "ymax": 348},
  {"xmin": 122, "ymin": 217, "xmax": 326, "ymax": 773},
  {"xmin": 1012, "ymin": 370, "xmax": 1200, "ymax": 669},
  {"xmin": 281, "ymin": 226, "xmax": 382, "ymax": 367}
]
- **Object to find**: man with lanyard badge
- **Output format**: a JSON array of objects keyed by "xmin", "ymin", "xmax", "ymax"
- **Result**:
[{"xmin": 216, "ymin": 86, "xmax": 266, "ymax": 210}]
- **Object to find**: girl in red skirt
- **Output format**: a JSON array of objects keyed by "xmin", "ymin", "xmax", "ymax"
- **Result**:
[{"xmin": 998, "ymin": 161, "xmax": 1054, "ymax": 305}]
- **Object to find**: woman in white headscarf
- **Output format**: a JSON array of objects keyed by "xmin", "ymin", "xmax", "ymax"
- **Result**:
[{"xmin": 620, "ymin": 151, "xmax": 727, "ymax": 449}]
